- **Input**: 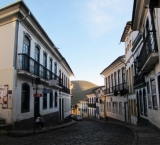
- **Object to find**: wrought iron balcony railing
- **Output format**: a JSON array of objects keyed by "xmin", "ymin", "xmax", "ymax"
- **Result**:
[
  {"xmin": 88, "ymin": 103, "xmax": 96, "ymax": 108},
  {"xmin": 104, "ymin": 82, "xmax": 126, "ymax": 95},
  {"xmin": 18, "ymin": 53, "xmax": 62, "ymax": 86},
  {"xmin": 137, "ymin": 31, "xmax": 158, "ymax": 72},
  {"xmin": 134, "ymin": 74, "xmax": 145, "ymax": 89},
  {"xmin": 61, "ymin": 86, "xmax": 70, "ymax": 94}
]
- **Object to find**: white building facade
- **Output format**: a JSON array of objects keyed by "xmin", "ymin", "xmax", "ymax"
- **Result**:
[
  {"xmin": 87, "ymin": 93, "xmax": 96, "ymax": 119},
  {"xmin": 100, "ymin": 56, "xmax": 128, "ymax": 122},
  {"xmin": 120, "ymin": 22, "xmax": 138, "ymax": 125},
  {"xmin": 0, "ymin": 1, "xmax": 74, "ymax": 129},
  {"xmin": 131, "ymin": 0, "xmax": 160, "ymax": 130}
]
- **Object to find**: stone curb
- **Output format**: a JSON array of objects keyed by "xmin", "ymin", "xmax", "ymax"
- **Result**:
[
  {"xmin": 7, "ymin": 121, "xmax": 77, "ymax": 137},
  {"xmin": 85, "ymin": 118, "xmax": 137, "ymax": 145}
]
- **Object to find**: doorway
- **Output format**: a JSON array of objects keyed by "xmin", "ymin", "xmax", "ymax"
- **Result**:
[
  {"xmin": 124, "ymin": 102, "xmax": 128, "ymax": 123},
  {"xmin": 59, "ymin": 98, "xmax": 61, "ymax": 121}
]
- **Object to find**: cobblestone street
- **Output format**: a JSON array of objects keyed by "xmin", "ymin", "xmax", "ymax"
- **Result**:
[{"xmin": 0, "ymin": 120, "xmax": 134, "ymax": 145}]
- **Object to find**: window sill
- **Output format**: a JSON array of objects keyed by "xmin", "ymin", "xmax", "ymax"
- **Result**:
[{"xmin": 21, "ymin": 110, "xmax": 30, "ymax": 113}]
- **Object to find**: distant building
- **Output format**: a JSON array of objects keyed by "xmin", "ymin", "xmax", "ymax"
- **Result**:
[
  {"xmin": 71, "ymin": 80, "xmax": 99, "ymax": 117},
  {"xmin": 86, "ymin": 86, "xmax": 104, "ymax": 119},
  {"xmin": 0, "ymin": 1, "xmax": 74, "ymax": 129}
]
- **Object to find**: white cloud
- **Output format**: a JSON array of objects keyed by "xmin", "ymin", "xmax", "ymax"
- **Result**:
[{"xmin": 77, "ymin": 0, "xmax": 131, "ymax": 38}]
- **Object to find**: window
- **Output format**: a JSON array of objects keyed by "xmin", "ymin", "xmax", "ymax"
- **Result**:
[
  {"xmin": 122, "ymin": 68, "xmax": 125, "ymax": 82},
  {"xmin": 151, "ymin": 79, "xmax": 158, "ymax": 110},
  {"xmin": 112, "ymin": 102, "xmax": 115, "ymax": 113},
  {"xmin": 109, "ymin": 102, "xmax": 111, "ymax": 112},
  {"xmin": 43, "ymin": 93, "xmax": 47, "ymax": 109},
  {"xmin": 49, "ymin": 59, "xmax": 52, "ymax": 79},
  {"xmin": 111, "ymin": 74, "xmax": 114, "ymax": 87},
  {"xmin": 59, "ymin": 70, "xmax": 61, "ymax": 87},
  {"xmin": 115, "ymin": 102, "xmax": 118, "ymax": 113},
  {"xmin": 108, "ymin": 76, "xmax": 110, "ymax": 88},
  {"xmin": 118, "ymin": 70, "xmax": 120, "ymax": 85},
  {"xmin": 133, "ymin": 100, "xmax": 137, "ymax": 116},
  {"xmin": 43, "ymin": 53, "xmax": 47, "ymax": 79},
  {"xmin": 43, "ymin": 53, "xmax": 47, "ymax": 67},
  {"xmin": 131, "ymin": 65, "xmax": 134, "ymax": 92},
  {"xmin": 64, "ymin": 75, "xmax": 65, "ymax": 86},
  {"xmin": 106, "ymin": 102, "xmax": 108, "ymax": 111},
  {"xmin": 119, "ymin": 102, "xmax": 122, "ymax": 115},
  {"xmin": 59, "ymin": 70, "xmax": 61, "ymax": 78},
  {"xmin": 114, "ymin": 72, "xmax": 117, "ymax": 86},
  {"xmin": 55, "ymin": 92, "xmax": 58, "ymax": 107},
  {"xmin": 49, "ymin": 93, "xmax": 53, "ymax": 108},
  {"xmin": 143, "ymin": 89, "xmax": 147, "ymax": 116},
  {"xmin": 21, "ymin": 83, "xmax": 30, "ymax": 113},
  {"xmin": 147, "ymin": 82, "xmax": 152, "ymax": 109},
  {"xmin": 22, "ymin": 35, "xmax": 30, "ymax": 71},
  {"xmin": 62, "ymin": 73, "xmax": 63, "ymax": 85},
  {"xmin": 34, "ymin": 46, "xmax": 40, "ymax": 76},
  {"xmin": 34, "ymin": 46, "xmax": 40, "ymax": 62},
  {"xmin": 54, "ymin": 62, "xmax": 57, "ymax": 75},
  {"xmin": 66, "ymin": 77, "xmax": 67, "ymax": 88},
  {"xmin": 106, "ymin": 77, "xmax": 107, "ymax": 88},
  {"xmin": 23, "ymin": 36, "xmax": 30, "ymax": 55},
  {"xmin": 49, "ymin": 59, "xmax": 52, "ymax": 71},
  {"xmin": 139, "ymin": 90, "xmax": 143, "ymax": 115}
]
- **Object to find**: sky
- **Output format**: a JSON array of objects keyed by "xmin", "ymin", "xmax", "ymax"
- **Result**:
[{"xmin": 0, "ymin": 0, "xmax": 133, "ymax": 86}]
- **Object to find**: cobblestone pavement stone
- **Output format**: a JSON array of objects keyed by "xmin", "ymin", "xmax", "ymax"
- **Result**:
[{"xmin": 0, "ymin": 120, "xmax": 134, "ymax": 145}]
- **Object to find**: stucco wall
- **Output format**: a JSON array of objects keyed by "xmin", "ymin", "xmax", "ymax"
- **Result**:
[
  {"xmin": 105, "ymin": 95, "xmax": 127, "ymax": 122},
  {"xmin": 0, "ymin": 21, "xmax": 16, "ymax": 123},
  {"xmin": 12, "ymin": 75, "xmax": 59, "ymax": 122}
]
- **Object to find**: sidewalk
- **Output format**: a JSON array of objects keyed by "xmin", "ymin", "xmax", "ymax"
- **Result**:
[
  {"xmin": 112, "ymin": 121, "xmax": 160, "ymax": 145},
  {"xmin": 88, "ymin": 118, "xmax": 160, "ymax": 145},
  {"xmin": 6, "ymin": 120, "xmax": 77, "ymax": 137}
]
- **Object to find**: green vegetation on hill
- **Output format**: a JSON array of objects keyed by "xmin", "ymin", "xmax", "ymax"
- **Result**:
[{"xmin": 71, "ymin": 80, "xmax": 98, "ymax": 105}]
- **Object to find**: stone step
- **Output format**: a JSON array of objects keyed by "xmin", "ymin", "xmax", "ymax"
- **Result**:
[{"xmin": 0, "ymin": 118, "xmax": 5, "ymax": 125}]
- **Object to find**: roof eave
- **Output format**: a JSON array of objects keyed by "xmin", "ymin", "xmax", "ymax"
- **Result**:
[{"xmin": 120, "ymin": 21, "xmax": 132, "ymax": 42}]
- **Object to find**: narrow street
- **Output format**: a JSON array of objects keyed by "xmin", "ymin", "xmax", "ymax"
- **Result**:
[{"xmin": 0, "ymin": 120, "xmax": 134, "ymax": 145}]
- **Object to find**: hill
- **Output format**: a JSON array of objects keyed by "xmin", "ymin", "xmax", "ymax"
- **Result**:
[{"xmin": 71, "ymin": 80, "xmax": 98, "ymax": 105}]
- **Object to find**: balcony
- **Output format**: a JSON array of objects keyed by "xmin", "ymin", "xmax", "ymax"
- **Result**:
[
  {"xmin": 61, "ymin": 86, "xmax": 70, "ymax": 94},
  {"xmin": 18, "ymin": 53, "xmax": 62, "ymax": 88},
  {"xmin": 137, "ymin": 31, "xmax": 158, "ymax": 74},
  {"xmin": 134, "ymin": 74, "xmax": 145, "ymax": 89},
  {"xmin": 88, "ymin": 103, "xmax": 96, "ymax": 108},
  {"xmin": 104, "ymin": 82, "xmax": 127, "ymax": 95}
]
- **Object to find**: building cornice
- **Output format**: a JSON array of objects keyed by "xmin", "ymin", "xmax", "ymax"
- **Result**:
[
  {"xmin": 120, "ymin": 21, "xmax": 132, "ymax": 42},
  {"xmin": 100, "ymin": 55, "xmax": 125, "ymax": 76}
]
